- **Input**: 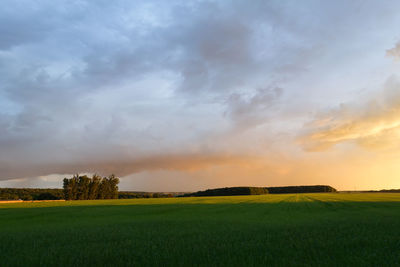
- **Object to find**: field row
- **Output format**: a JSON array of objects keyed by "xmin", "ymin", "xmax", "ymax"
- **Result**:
[
  {"xmin": 2, "ymin": 192, "xmax": 400, "ymax": 209},
  {"xmin": 1, "ymin": 193, "xmax": 400, "ymax": 266}
]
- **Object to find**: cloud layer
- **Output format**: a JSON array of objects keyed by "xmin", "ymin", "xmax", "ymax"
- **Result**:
[
  {"xmin": 1, "ymin": 0, "xmax": 400, "ymax": 190},
  {"xmin": 300, "ymin": 76, "xmax": 400, "ymax": 151}
]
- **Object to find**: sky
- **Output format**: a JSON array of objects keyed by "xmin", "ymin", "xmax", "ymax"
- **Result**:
[{"xmin": 1, "ymin": 0, "xmax": 400, "ymax": 191}]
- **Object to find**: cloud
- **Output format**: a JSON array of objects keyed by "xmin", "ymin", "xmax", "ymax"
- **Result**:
[
  {"xmin": 225, "ymin": 87, "xmax": 283, "ymax": 130},
  {"xmin": 0, "ymin": 0, "xmax": 311, "ymax": 182},
  {"xmin": 1, "ymin": 0, "xmax": 400, "ymax": 190},
  {"xmin": 0, "ymin": 152, "xmax": 257, "ymax": 181},
  {"xmin": 300, "ymin": 76, "xmax": 400, "ymax": 151},
  {"xmin": 387, "ymin": 41, "xmax": 400, "ymax": 60}
]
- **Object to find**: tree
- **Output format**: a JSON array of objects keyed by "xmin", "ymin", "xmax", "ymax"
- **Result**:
[
  {"xmin": 107, "ymin": 174, "xmax": 120, "ymax": 199},
  {"xmin": 88, "ymin": 174, "xmax": 101, "ymax": 200},
  {"xmin": 62, "ymin": 174, "xmax": 120, "ymax": 200},
  {"xmin": 77, "ymin": 175, "xmax": 90, "ymax": 200},
  {"xmin": 63, "ymin": 178, "xmax": 72, "ymax": 200}
]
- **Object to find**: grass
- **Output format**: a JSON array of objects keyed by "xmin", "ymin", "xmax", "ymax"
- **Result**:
[{"xmin": 1, "ymin": 193, "xmax": 400, "ymax": 266}]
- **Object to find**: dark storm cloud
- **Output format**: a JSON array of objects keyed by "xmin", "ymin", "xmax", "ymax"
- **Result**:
[
  {"xmin": 0, "ymin": 0, "xmax": 292, "ymax": 180},
  {"xmin": 0, "ymin": 152, "xmax": 256, "ymax": 180}
]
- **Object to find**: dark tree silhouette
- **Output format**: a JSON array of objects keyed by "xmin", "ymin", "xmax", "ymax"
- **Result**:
[{"xmin": 62, "ymin": 174, "xmax": 120, "ymax": 200}]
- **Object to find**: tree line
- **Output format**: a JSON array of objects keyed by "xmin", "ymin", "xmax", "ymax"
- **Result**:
[
  {"xmin": 0, "ymin": 184, "xmax": 338, "ymax": 201},
  {"xmin": 63, "ymin": 174, "xmax": 119, "ymax": 200},
  {"xmin": 183, "ymin": 187, "xmax": 269, "ymax": 197},
  {"xmin": 0, "ymin": 188, "xmax": 64, "ymax": 201},
  {"xmin": 266, "ymin": 185, "xmax": 337, "ymax": 194},
  {"xmin": 182, "ymin": 185, "xmax": 337, "ymax": 197}
]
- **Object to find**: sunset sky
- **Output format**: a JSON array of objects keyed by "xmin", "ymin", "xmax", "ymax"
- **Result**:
[{"xmin": 1, "ymin": 0, "xmax": 400, "ymax": 191}]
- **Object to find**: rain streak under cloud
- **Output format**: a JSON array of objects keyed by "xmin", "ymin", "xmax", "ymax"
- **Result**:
[{"xmin": 1, "ymin": 0, "xmax": 400, "ymax": 191}]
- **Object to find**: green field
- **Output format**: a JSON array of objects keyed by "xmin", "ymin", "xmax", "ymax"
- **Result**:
[{"xmin": 1, "ymin": 193, "xmax": 400, "ymax": 266}]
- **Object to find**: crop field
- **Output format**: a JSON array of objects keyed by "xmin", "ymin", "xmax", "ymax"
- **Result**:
[{"xmin": 1, "ymin": 193, "xmax": 400, "ymax": 266}]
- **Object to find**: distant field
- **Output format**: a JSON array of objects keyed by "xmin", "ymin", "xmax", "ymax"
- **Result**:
[{"xmin": 1, "ymin": 193, "xmax": 400, "ymax": 266}]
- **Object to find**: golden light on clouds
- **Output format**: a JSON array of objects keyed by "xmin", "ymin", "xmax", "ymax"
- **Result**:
[
  {"xmin": 387, "ymin": 42, "xmax": 400, "ymax": 60},
  {"xmin": 1, "ymin": 1, "xmax": 400, "ymax": 191},
  {"xmin": 300, "ymin": 76, "xmax": 400, "ymax": 152}
]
